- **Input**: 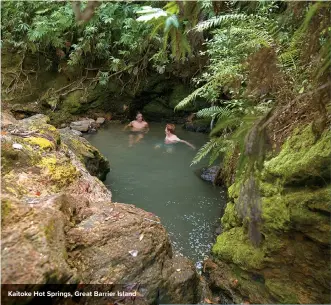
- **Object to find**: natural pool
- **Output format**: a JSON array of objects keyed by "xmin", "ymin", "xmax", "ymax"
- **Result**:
[{"xmin": 85, "ymin": 122, "xmax": 227, "ymax": 263}]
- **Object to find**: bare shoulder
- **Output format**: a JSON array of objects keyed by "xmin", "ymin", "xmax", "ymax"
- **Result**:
[{"xmin": 143, "ymin": 121, "xmax": 149, "ymax": 127}]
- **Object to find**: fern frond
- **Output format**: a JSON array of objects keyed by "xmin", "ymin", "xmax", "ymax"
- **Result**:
[
  {"xmin": 231, "ymin": 114, "xmax": 261, "ymax": 141},
  {"xmin": 193, "ymin": 14, "xmax": 248, "ymax": 32},
  {"xmin": 175, "ymin": 82, "xmax": 210, "ymax": 110},
  {"xmin": 209, "ymin": 116, "xmax": 240, "ymax": 136},
  {"xmin": 278, "ymin": 49, "xmax": 299, "ymax": 68},
  {"xmin": 196, "ymin": 106, "xmax": 232, "ymax": 119},
  {"xmin": 191, "ymin": 137, "xmax": 226, "ymax": 165},
  {"xmin": 191, "ymin": 138, "xmax": 219, "ymax": 165}
]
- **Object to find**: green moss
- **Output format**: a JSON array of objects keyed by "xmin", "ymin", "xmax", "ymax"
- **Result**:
[
  {"xmin": 1, "ymin": 140, "xmax": 41, "ymax": 174},
  {"xmin": 228, "ymin": 182, "xmax": 241, "ymax": 199},
  {"xmin": 1, "ymin": 199, "xmax": 12, "ymax": 224},
  {"xmin": 261, "ymin": 196, "xmax": 290, "ymax": 232},
  {"xmin": 212, "ymin": 227, "xmax": 265, "ymax": 270},
  {"xmin": 38, "ymin": 156, "xmax": 79, "ymax": 189},
  {"xmin": 24, "ymin": 137, "xmax": 54, "ymax": 150},
  {"xmin": 62, "ymin": 91, "xmax": 83, "ymax": 114},
  {"xmin": 259, "ymin": 181, "xmax": 281, "ymax": 197},
  {"xmin": 305, "ymin": 186, "xmax": 331, "ymax": 213},
  {"xmin": 261, "ymin": 233, "xmax": 287, "ymax": 254},
  {"xmin": 264, "ymin": 124, "xmax": 331, "ymax": 185},
  {"xmin": 221, "ymin": 202, "xmax": 242, "ymax": 231},
  {"xmin": 265, "ymin": 279, "xmax": 299, "ymax": 304},
  {"xmin": 220, "ymin": 144, "xmax": 240, "ymax": 187},
  {"xmin": 48, "ymin": 110, "xmax": 75, "ymax": 127},
  {"xmin": 285, "ymin": 188, "xmax": 330, "ymax": 244},
  {"xmin": 259, "ymin": 188, "xmax": 330, "ymax": 244},
  {"xmin": 44, "ymin": 219, "xmax": 55, "ymax": 242}
]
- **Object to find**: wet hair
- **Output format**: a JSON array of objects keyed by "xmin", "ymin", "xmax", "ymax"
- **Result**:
[{"xmin": 166, "ymin": 123, "xmax": 175, "ymax": 134}]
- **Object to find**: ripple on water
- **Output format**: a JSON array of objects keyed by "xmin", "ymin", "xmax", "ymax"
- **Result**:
[{"xmin": 85, "ymin": 123, "xmax": 227, "ymax": 263}]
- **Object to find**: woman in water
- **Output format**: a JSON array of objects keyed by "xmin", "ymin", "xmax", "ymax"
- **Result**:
[
  {"xmin": 155, "ymin": 123, "xmax": 195, "ymax": 152},
  {"xmin": 124, "ymin": 112, "xmax": 149, "ymax": 147}
]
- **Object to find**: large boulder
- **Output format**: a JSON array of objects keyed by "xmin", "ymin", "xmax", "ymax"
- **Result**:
[
  {"xmin": 70, "ymin": 119, "xmax": 95, "ymax": 132},
  {"xmin": 59, "ymin": 127, "xmax": 110, "ymax": 181},
  {"xmin": 1, "ymin": 194, "xmax": 79, "ymax": 285},
  {"xmin": 1, "ymin": 113, "xmax": 202, "ymax": 304}
]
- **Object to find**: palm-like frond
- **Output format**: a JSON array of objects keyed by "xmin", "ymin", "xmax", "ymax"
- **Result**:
[
  {"xmin": 196, "ymin": 106, "xmax": 232, "ymax": 119},
  {"xmin": 209, "ymin": 116, "xmax": 240, "ymax": 136},
  {"xmin": 174, "ymin": 82, "xmax": 210, "ymax": 110},
  {"xmin": 193, "ymin": 13, "xmax": 249, "ymax": 32}
]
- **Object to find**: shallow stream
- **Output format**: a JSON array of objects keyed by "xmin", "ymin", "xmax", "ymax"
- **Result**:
[{"xmin": 85, "ymin": 123, "xmax": 227, "ymax": 263}]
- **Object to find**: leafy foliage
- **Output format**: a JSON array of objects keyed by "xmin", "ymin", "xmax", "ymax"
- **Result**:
[
  {"xmin": 177, "ymin": 1, "xmax": 330, "ymax": 169},
  {"xmin": 135, "ymin": 1, "xmax": 204, "ymax": 61},
  {"xmin": 1, "ymin": 1, "xmax": 154, "ymax": 91}
]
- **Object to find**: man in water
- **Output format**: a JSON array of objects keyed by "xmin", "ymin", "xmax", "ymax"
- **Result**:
[
  {"xmin": 124, "ymin": 112, "xmax": 149, "ymax": 147},
  {"xmin": 155, "ymin": 123, "xmax": 195, "ymax": 152}
]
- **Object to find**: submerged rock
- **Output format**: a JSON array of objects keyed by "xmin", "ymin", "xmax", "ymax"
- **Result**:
[{"xmin": 197, "ymin": 166, "xmax": 220, "ymax": 183}]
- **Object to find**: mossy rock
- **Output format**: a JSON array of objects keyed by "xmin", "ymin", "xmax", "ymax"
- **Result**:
[
  {"xmin": 143, "ymin": 101, "xmax": 174, "ymax": 120},
  {"xmin": 285, "ymin": 188, "xmax": 330, "ymax": 244},
  {"xmin": 228, "ymin": 181, "xmax": 241, "ymax": 199},
  {"xmin": 1, "ymin": 139, "xmax": 41, "ymax": 174},
  {"xmin": 259, "ymin": 181, "xmax": 281, "ymax": 197},
  {"xmin": 218, "ymin": 144, "xmax": 240, "ymax": 187},
  {"xmin": 47, "ymin": 110, "xmax": 76, "ymax": 127},
  {"xmin": 59, "ymin": 128, "xmax": 110, "ymax": 181},
  {"xmin": 261, "ymin": 196, "xmax": 291, "ymax": 232},
  {"xmin": 38, "ymin": 155, "xmax": 79, "ymax": 190},
  {"xmin": 264, "ymin": 124, "xmax": 331, "ymax": 186},
  {"xmin": 18, "ymin": 115, "xmax": 61, "ymax": 147},
  {"xmin": 221, "ymin": 202, "xmax": 242, "ymax": 231},
  {"xmin": 265, "ymin": 279, "xmax": 299, "ymax": 304},
  {"xmin": 62, "ymin": 91, "xmax": 84, "ymax": 114},
  {"xmin": 1, "ymin": 198, "xmax": 12, "ymax": 225},
  {"xmin": 212, "ymin": 227, "xmax": 265, "ymax": 270},
  {"xmin": 24, "ymin": 137, "xmax": 55, "ymax": 150}
]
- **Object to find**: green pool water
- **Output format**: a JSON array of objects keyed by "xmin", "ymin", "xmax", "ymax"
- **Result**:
[{"xmin": 85, "ymin": 122, "xmax": 227, "ymax": 263}]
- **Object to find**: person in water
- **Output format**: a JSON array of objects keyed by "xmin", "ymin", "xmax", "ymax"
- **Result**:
[
  {"xmin": 124, "ymin": 112, "xmax": 149, "ymax": 147},
  {"xmin": 155, "ymin": 124, "xmax": 195, "ymax": 152}
]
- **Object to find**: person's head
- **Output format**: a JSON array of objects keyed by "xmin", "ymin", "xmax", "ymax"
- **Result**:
[
  {"xmin": 136, "ymin": 112, "xmax": 143, "ymax": 122},
  {"xmin": 165, "ymin": 123, "xmax": 175, "ymax": 135}
]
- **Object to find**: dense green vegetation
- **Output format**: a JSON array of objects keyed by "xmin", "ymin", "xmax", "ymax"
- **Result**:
[
  {"xmin": 2, "ymin": 0, "xmax": 330, "ymax": 238},
  {"xmin": 2, "ymin": 0, "xmax": 330, "ymax": 159},
  {"xmin": 1, "ymin": 1, "xmax": 330, "ymax": 303}
]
